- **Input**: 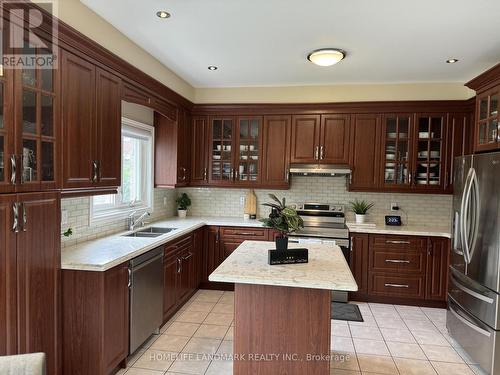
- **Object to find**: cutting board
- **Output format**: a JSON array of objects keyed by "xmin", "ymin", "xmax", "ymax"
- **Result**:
[{"xmin": 244, "ymin": 189, "xmax": 257, "ymax": 215}]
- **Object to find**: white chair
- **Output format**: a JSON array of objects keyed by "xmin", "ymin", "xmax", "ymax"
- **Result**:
[{"xmin": 0, "ymin": 353, "xmax": 46, "ymax": 375}]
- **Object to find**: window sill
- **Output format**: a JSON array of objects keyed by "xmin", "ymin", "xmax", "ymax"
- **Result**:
[{"xmin": 90, "ymin": 205, "xmax": 152, "ymax": 226}]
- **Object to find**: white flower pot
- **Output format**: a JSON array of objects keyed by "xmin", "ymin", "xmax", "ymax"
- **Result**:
[
  {"xmin": 355, "ymin": 214, "xmax": 366, "ymax": 224},
  {"xmin": 178, "ymin": 209, "xmax": 187, "ymax": 218}
]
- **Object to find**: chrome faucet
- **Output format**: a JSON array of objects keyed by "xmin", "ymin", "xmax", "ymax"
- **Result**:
[{"xmin": 127, "ymin": 210, "xmax": 151, "ymax": 231}]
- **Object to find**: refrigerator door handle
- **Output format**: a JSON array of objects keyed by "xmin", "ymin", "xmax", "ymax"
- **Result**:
[
  {"xmin": 449, "ymin": 303, "xmax": 491, "ymax": 337},
  {"xmin": 450, "ymin": 271, "xmax": 494, "ymax": 304},
  {"xmin": 460, "ymin": 168, "xmax": 474, "ymax": 264},
  {"xmin": 452, "ymin": 211, "xmax": 463, "ymax": 255},
  {"xmin": 468, "ymin": 170, "xmax": 480, "ymax": 261}
]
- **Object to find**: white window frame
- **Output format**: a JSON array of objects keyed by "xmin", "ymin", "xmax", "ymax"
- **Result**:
[{"xmin": 90, "ymin": 117, "xmax": 155, "ymax": 223}]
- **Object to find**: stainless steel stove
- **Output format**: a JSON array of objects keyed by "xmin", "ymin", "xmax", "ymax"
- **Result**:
[{"xmin": 288, "ymin": 203, "xmax": 350, "ymax": 302}]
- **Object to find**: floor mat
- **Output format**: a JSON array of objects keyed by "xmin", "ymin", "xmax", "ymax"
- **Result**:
[{"xmin": 331, "ymin": 302, "xmax": 364, "ymax": 322}]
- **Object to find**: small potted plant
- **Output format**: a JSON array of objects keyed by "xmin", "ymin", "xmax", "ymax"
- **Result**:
[
  {"xmin": 260, "ymin": 194, "xmax": 304, "ymax": 251},
  {"xmin": 350, "ymin": 199, "xmax": 374, "ymax": 224},
  {"xmin": 176, "ymin": 193, "xmax": 191, "ymax": 218}
]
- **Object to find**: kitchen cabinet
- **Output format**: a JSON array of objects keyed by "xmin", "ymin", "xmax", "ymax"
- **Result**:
[
  {"xmin": 202, "ymin": 226, "xmax": 224, "ymax": 287},
  {"xmin": 425, "ymin": 237, "xmax": 449, "ymax": 301},
  {"xmin": 62, "ymin": 262, "xmax": 129, "ymax": 375},
  {"xmin": 61, "ymin": 50, "xmax": 122, "ymax": 191},
  {"xmin": 444, "ymin": 112, "xmax": 472, "ymax": 192},
  {"xmin": 0, "ymin": 35, "xmax": 59, "ymax": 194},
  {"xmin": 191, "ymin": 228, "xmax": 204, "ymax": 290},
  {"xmin": 155, "ymin": 110, "xmax": 191, "ymax": 188},
  {"xmin": 290, "ymin": 114, "xmax": 351, "ymax": 164},
  {"xmin": 190, "ymin": 116, "xmax": 210, "ymax": 186},
  {"xmin": 349, "ymin": 114, "xmax": 382, "ymax": 191},
  {"xmin": 163, "ymin": 234, "xmax": 196, "ymax": 321},
  {"xmin": 0, "ymin": 192, "xmax": 61, "ymax": 374},
  {"xmin": 261, "ymin": 115, "xmax": 291, "ymax": 188},
  {"xmin": 122, "ymin": 82, "xmax": 152, "ymax": 107},
  {"xmin": 475, "ymin": 86, "xmax": 499, "ymax": 152},
  {"xmin": 349, "ymin": 233, "xmax": 369, "ymax": 297},
  {"xmin": 208, "ymin": 116, "xmax": 263, "ymax": 186}
]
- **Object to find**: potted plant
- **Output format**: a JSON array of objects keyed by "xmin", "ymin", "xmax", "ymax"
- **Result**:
[
  {"xmin": 260, "ymin": 194, "xmax": 304, "ymax": 251},
  {"xmin": 349, "ymin": 199, "xmax": 374, "ymax": 224},
  {"xmin": 176, "ymin": 193, "xmax": 191, "ymax": 218}
]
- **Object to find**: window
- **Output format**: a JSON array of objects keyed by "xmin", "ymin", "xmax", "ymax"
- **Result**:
[{"xmin": 91, "ymin": 118, "xmax": 154, "ymax": 221}]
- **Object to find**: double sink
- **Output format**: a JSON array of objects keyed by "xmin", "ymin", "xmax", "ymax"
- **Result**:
[{"xmin": 123, "ymin": 227, "xmax": 177, "ymax": 238}]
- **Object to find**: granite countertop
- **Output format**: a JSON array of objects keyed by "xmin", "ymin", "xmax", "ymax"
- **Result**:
[
  {"xmin": 61, "ymin": 216, "xmax": 452, "ymax": 272},
  {"xmin": 61, "ymin": 217, "xmax": 266, "ymax": 272},
  {"xmin": 209, "ymin": 240, "xmax": 358, "ymax": 291},
  {"xmin": 346, "ymin": 222, "xmax": 452, "ymax": 238}
]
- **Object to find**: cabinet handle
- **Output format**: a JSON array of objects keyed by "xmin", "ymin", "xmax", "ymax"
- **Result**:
[
  {"xmin": 350, "ymin": 237, "xmax": 354, "ymax": 252},
  {"xmin": 384, "ymin": 283, "xmax": 409, "ymax": 288},
  {"xmin": 92, "ymin": 161, "xmax": 98, "ymax": 183},
  {"xmin": 203, "ymin": 167, "xmax": 208, "ymax": 181},
  {"xmin": 320, "ymin": 145, "xmax": 324, "ymax": 160},
  {"xmin": 385, "ymin": 259, "xmax": 410, "ymax": 264},
  {"xmin": 180, "ymin": 167, "xmax": 187, "ymax": 181},
  {"xmin": 21, "ymin": 203, "xmax": 27, "ymax": 232},
  {"xmin": 177, "ymin": 258, "xmax": 182, "ymax": 273},
  {"xmin": 12, "ymin": 203, "xmax": 20, "ymax": 233},
  {"xmin": 314, "ymin": 146, "xmax": 319, "ymax": 160},
  {"xmin": 386, "ymin": 240, "xmax": 411, "ymax": 244},
  {"xmin": 127, "ymin": 268, "xmax": 132, "ymax": 288},
  {"xmin": 234, "ymin": 232, "xmax": 256, "ymax": 236},
  {"xmin": 427, "ymin": 239, "xmax": 432, "ymax": 256},
  {"xmin": 183, "ymin": 252, "xmax": 193, "ymax": 261},
  {"xmin": 285, "ymin": 169, "xmax": 289, "ymax": 182},
  {"xmin": 235, "ymin": 169, "xmax": 239, "ymax": 180},
  {"xmin": 97, "ymin": 161, "xmax": 101, "ymax": 181},
  {"xmin": 10, "ymin": 155, "xmax": 17, "ymax": 184}
]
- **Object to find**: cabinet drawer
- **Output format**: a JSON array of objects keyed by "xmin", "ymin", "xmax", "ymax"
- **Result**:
[
  {"xmin": 165, "ymin": 234, "xmax": 192, "ymax": 255},
  {"xmin": 220, "ymin": 227, "xmax": 268, "ymax": 240},
  {"xmin": 369, "ymin": 273, "xmax": 425, "ymax": 299},
  {"xmin": 371, "ymin": 234, "xmax": 427, "ymax": 251},
  {"xmin": 370, "ymin": 250, "xmax": 426, "ymax": 274}
]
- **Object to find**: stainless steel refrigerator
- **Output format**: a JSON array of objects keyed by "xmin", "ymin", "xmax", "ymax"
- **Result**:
[{"xmin": 447, "ymin": 152, "xmax": 500, "ymax": 375}]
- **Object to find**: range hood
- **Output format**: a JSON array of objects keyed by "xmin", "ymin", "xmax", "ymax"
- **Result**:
[{"xmin": 289, "ymin": 164, "xmax": 351, "ymax": 176}]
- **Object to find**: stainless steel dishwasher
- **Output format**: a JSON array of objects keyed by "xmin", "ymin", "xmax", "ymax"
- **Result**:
[{"xmin": 129, "ymin": 246, "xmax": 164, "ymax": 354}]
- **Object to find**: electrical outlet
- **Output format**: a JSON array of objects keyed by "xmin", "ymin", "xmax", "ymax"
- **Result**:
[
  {"xmin": 163, "ymin": 196, "xmax": 167, "ymax": 207},
  {"xmin": 240, "ymin": 196, "xmax": 245, "ymax": 206},
  {"xmin": 390, "ymin": 202, "xmax": 400, "ymax": 211},
  {"xmin": 61, "ymin": 210, "xmax": 68, "ymax": 225}
]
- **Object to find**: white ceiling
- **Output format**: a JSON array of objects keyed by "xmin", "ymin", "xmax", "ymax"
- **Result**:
[{"xmin": 81, "ymin": 0, "xmax": 500, "ymax": 88}]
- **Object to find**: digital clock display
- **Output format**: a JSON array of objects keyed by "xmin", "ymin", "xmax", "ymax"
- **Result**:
[{"xmin": 385, "ymin": 215, "xmax": 402, "ymax": 226}]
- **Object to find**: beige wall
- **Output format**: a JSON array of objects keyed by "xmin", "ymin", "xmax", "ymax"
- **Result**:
[
  {"xmin": 121, "ymin": 101, "xmax": 154, "ymax": 125},
  {"xmin": 61, "ymin": 2, "xmax": 474, "ymax": 104},
  {"xmin": 194, "ymin": 83, "xmax": 475, "ymax": 104},
  {"xmin": 57, "ymin": 0, "xmax": 195, "ymax": 101}
]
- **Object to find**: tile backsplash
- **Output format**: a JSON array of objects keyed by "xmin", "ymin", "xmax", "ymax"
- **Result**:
[
  {"xmin": 178, "ymin": 176, "xmax": 452, "ymax": 227},
  {"xmin": 61, "ymin": 189, "xmax": 177, "ymax": 247}
]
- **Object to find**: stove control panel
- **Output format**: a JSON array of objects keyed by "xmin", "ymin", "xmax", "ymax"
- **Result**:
[{"xmin": 290, "ymin": 203, "xmax": 344, "ymax": 213}]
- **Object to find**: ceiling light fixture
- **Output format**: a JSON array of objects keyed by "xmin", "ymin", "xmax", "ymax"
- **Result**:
[
  {"xmin": 307, "ymin": 48, "xmax": 346, "ymax": 67},
  {"xmin": 446, "ymin": 58, "xmax": 459, "ymax": 64},
  {"xmin": 156, "ymin": 11, "xmax": 171, "ymax": 19},
  {"xmin": 208, "ymin": 66, "xmax": 218, "ymax": 71}
]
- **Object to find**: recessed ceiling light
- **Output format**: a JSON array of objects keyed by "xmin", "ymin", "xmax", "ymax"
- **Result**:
[
  {"xmin": 446, "ymin": 58, "xmax": 459, "ymax": 64},
  {"xmin": 307, "ymin": 48, "xmax": 346, "ymax": 67},
  {"xmin": 208, "ymin": 66, "xmax": 218, "ymax": 71},
  {"xmin": 156, "ymin": 11, "xmax": 171, "ymax": 19}
]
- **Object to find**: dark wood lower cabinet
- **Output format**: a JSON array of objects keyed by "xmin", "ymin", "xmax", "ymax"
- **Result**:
[
  {"xmin": 351, "ymin": 233, "xmax": 450, "ymax": 307},
  {"xmin": 0, "ymin": 193, "xmax": 61, "ymax": 374},
  {"xmin": 62, "ymin": 263, "xmax": 129, "ymax": 375}
]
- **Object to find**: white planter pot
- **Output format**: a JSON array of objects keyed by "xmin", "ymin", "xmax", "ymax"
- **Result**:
[
  {"xmin": 355, "ymin": 214, "xmax": 366, "ymax": 224},
  {"xmin": 178, "ymin": 209, "xmax": 187, "ymax": 218}
]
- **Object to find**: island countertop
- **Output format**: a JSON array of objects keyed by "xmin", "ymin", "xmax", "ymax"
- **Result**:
[{"xmin": 209, "ymin": 240, "xmax": 358, "ymax": 291}]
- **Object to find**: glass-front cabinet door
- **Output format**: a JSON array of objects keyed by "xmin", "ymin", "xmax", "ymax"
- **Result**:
[
  {"xmin": 476, "ymin": 88, "xmax": 499, "ymax": 151},
  {"xmin": 15, "ymin": 43, "xmax": 57, "ymax": 191},
  {"xmin": 412, "ymin": 114, "xmax": 445, "ymax": 190},
  {"xmin": 0, "ymin": 69, "xmax": 14, "ymax": 193},
  {"xmin": 210, "ymin": 117, "xmax": 235, "ymax": 183},
  {"xmin": 382, "ymin": 114, "xmax": 412, "ymax": 189},
  {"xmin": 235, "ymin": 117, "xmax": 261, "ymax": 185}
]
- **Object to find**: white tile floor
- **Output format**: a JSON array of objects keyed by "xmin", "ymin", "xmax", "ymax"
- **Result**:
[{"xmin": 117, "ymin": 290, "xmax": 488, "ymax": 375}]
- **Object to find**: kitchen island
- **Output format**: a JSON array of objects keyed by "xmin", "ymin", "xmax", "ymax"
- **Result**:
[{"xmin": 209, "ymin": 240, "xmax": 358, "ymax": 375}]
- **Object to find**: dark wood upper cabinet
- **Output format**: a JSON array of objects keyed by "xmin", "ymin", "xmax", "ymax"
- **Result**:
[
  {"xmin": 15, "ymin": 192, "xmax": 61, "ymax": 375},
  {"xmin": 121, "ymin": 82, "xmax": 152, "ymax": 107},
  {"xmin": 95, "ymin": 68, "xmax": 122, "ymax": 188},
  {"xmin": 444, "ymin": 113, "xmax": 471, "ymax": 192},
  {"xmin": 190, "ymin": 116, "xmax": 209, "ymax": 186},
  {"xmin": 320, "ymin": 114, "xmax": 351, "ymax": 164},
  {"xmin": 261, "ymin": 115, "xmax": 291, "ymax": 188},
  {"xmin": 61, "ymin": 50, "xmax": 122, "ymax": 192},
  {"xmin": 425, "ymin": 237, "xmax": 449, "ymax": 301},
  {"xmin": 290, "ymin": 115, "xmax": 321, "ymax": 163},
  {"xmin": 61, "ymin": 50, "xmax": 96, "ymax": 190},
  {"xmin": 154, "ymin": 109, "xmax": 190, "ymax": 188},
  {"xmin": 349, "ymin": 114, "xmax": 382, "ymax": 191}
]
